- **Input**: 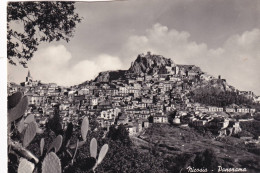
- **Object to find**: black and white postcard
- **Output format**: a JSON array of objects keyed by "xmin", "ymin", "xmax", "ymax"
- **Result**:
[{"xmin": 5, "ymin": 0, "xmax": 260, "ymax": 172}]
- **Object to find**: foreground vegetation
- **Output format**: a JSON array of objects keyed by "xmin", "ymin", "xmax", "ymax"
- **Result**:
[{"xmin": 8, "ymin": 92, "xmax": 108, "ymax": 173}]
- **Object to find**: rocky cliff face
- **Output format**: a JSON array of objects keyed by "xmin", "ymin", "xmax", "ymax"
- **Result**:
[
  {"xmin": 94, "ymin": 70, "xmax": 127, "ymax": 82},
  {"xmin": 128, "ymin": 53, "xmax": 175, "ymax": 75},
  {"xmin": 95, "ymin": 71, "xmax": 110, "ymax": 82},
  {"xmin": 94, "ymin": 52, "xmax": 175, "ymax": 82}
]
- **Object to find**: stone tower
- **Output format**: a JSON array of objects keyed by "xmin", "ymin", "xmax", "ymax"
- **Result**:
[{"xmin": 26, "ymin": 70, "xmax": 33, "ymax": 82}]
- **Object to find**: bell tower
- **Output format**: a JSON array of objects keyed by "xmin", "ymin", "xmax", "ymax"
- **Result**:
[{"xmin": 26, "ymin": 70, "xmax": 33, "ymax": 82}]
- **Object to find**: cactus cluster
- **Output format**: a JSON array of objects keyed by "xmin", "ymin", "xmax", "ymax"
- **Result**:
[
  {"xmin": 91, "ymin": 138, "xmax": 109, "ymax": 170},
  {"xmin": 8, "ymin": 92, "xmax": 39, "ymax": 172},
  {"xmin": 8, "ymin": 92, "xmax": 109, "ymax": 173},
  {"xmin": 65, "ymin": 116, "xmax": 109, "ymax": 172}
]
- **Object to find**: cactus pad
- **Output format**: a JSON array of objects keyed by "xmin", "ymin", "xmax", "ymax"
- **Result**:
[
  {"xmin": 23, "ymin": 121, "xmax": 37, "ymax": 148},
  {"xmin": 90, "ymin": 138, "xmax": 97, "ymax": 158},
  {"xmin": 17, "ymin": 117, "xmax": 25, "ymax": 133},
  {"xmin": 97, "ymin": 144, "xmax": 109, "ymax": 165},
  {"xmin": 42, "ymin": 152, "xmax": 61, "ymax": 173},
  {"xmin": 36, "ymin": 123, "xmax": 44, "ymax": 134},
  {"xmin": 40, "ymin": 138, "xmax": 45, "ymax": 156},
  {"xmin": 81, "ymin": 116, "xmax": 89, "ymax": 141},
  {"xmin": 18, "ymin": 158, "xmax": 35, "ymax": 173},
  {"xmin": 8, "ymin": 96, "xmax": 28, "ymax": 124},
  {"xmin": 36, "ymin": 126, "xmax": 44, "ymax": 134},
  {"xmin": 47, "ymin": 135, "xmax": 63, "ymax": 153},
  {"xmin": 24, "ymin": 114, "xmax": 35, "ymax": 124},
  {"xmin": 8, "ymin": 92, "xmax": 23, "ymax": 109}
]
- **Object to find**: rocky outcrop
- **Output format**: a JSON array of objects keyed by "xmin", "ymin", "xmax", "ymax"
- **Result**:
[
  {"xmin": 95, "ymin": 71, "xmax": 110, "ymax": 82},
  {"xmin": 94, "ymin": 70, "xmax": 127, "ymax": 82},
  {"xmin": 94, "ymin": 52, "xmax": 176, "ymax": 82},
  {"xmin": 128, "ymin": 52, "xmax": 175, "ymax": 75}
]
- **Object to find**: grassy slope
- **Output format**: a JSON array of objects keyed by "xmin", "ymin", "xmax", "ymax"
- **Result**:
[{"xmin": 132, "ymin": 124, "xmax": 260, "ymax": 173}]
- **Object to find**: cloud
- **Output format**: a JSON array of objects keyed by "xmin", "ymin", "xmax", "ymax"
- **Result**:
[
  {"xmin": 8, "ymin": 23, "xmax": 260, "ymax": 95},
  {"xmin": 121, "ymin": 23, "xmax": 209, "ymax": 66},
  {"xmin": 216, "ymin": 28, "xmax": 260, "ymax": 94},
  {"xmin": 27, "ymin": 45, "xmax": 123, "ymax": 86},
  {"xmin": 122, "ymin": 23, "xmax": 260, "ymax": 95}
]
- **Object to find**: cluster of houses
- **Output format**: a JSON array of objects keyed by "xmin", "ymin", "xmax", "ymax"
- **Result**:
[
  {"xmin": 8, "ymin": 54, "xmax": 258, "ymax": 137},
  {"xmin": 194, "ymin": 104, "xmax": 256, "ymax": 114},
  {"xmin": 174, "ymin": 111, "xmax": 242, "ymax": 136}
]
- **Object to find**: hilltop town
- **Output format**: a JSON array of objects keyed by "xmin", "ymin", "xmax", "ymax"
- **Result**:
[{"xmin": 8, "ymin": 52, "xmax": 260, "ymax": 140}]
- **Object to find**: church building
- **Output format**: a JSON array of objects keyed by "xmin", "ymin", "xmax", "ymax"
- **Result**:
[{"xmin": 20, "ymin": 71, "xmax": 39, "ymax": 87}]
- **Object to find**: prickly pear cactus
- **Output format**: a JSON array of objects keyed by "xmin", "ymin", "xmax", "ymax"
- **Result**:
[
  {"xmin": 23, "ymin": 121, "xmax": 37, "ymax": 148},
  {"xmin": 17, "ymin": 158, "xmax": 34, "ymax": 173},
  {"xmin": 42, "ymin": 152, "xmax": 61, "ymax": 173},
  {"xmin": 8, "ymin": 96, "xmax": 28, "ymax": 124},
  {"xmin": 97, "ymin": 144, "xmax": 109, "ymax": 165},
  {"xmin": 40, "ymin": 138, "xmax": 45, "ymax": 156},
  {"xmin": 64, "ymin": 122, "xmax": 73, "ymax": 146},
  {"xmin": 17, "ymin": 118, "xmax": 25, "ymax": 133},
  {"xmin": 24, "ymin": 114, "xmax": 35, "ymax": 124},
  {"xmin": 71, "ymin": 139, "xmax": 79, "ymax": 164},
  {"xmin": 81, "ymin": 116, "xmax": 89, "ymax": 141},
  {"xmin": 90, "ymin": 138, "xmax": 97, "ymax": 158},
  {"xmin": 36, "ymin": 124, "xmax": 44, "ymax": 134},
  {"xmin": 8, "ymin": 92, "xmax": 23, "ymax": 109},
  {"xmin": 47, "ymin": 135, "xmax": 63, "ymax": 153}
]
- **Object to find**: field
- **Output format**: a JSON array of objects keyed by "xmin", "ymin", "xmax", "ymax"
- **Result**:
[{"xmin": 132, "ymin": 124, "xmax": 260, "ymax": 173}]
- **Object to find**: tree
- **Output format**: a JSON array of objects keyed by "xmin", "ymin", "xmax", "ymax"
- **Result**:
[
  {"xmin": 7, "ymin": 2, "xmax": 82, "ymax": 67},
  {"xmin": 106, "ymin": 124, "xmax": 132, "ymax": 146},
  {"xmin": 46, "ymin": 106, "xmax": 63, "ymax": 136}
]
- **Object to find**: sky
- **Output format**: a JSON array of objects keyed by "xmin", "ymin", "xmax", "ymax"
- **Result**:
[{"xmin": 7, "ymin": 0, "xmax": 260, "ymax": 95}]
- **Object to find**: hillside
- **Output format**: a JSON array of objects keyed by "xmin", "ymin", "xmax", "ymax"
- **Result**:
[
  {"xmin": 85, "ymin": 52, "xmax": 258, "ymax": 106},
  {"xmin": 134, "ymin": 124, "xmax": 260, "ymax": 173},
  {"xmin": 188, "ymin": 81, "xmax": 256, "ymax": 108},
  {"xmin": 94, "ymin": 70, "xmax": 127, "ymax": 82}
]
